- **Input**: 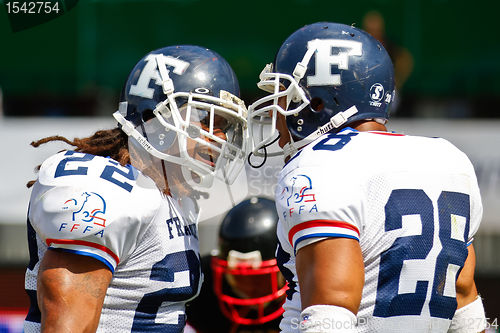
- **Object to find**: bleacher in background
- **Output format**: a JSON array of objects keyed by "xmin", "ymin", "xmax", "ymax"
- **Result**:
[{"xmin": 1, "ymin": 0, "xmax": 500, "ymax": 118}]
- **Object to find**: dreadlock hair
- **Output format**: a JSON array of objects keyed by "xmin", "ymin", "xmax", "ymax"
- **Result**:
[{"xmin": 27, "ymin": 127, "xmax": 129, "ymax": 188}]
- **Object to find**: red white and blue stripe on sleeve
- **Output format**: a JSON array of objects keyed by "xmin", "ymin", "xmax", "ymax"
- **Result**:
[
  {"xmin": 46, "ymin": 238, "xmax": 119, "ymax": 273},
  {"xmin": 288, "ymin": 220, "xmax": 360, "ymax": 251}
]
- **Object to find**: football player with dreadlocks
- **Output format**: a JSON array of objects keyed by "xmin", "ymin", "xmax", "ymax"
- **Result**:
[
  {"xmin": 247, "ymin": 22, "xmax": 486, "ymax": 333},
  {"xmin": 24, "ymin": 45, "xmax": 248, "ymax": 332}
]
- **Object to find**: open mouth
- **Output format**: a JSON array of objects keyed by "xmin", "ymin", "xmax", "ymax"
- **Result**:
[{"xmin": 195, "ymin": 148, "xmax": 217, "ymax": 167}]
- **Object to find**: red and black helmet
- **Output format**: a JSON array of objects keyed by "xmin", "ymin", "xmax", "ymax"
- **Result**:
[{"xmin": 211, "ymin": 197, "xmax": 287, "ymax": 325}]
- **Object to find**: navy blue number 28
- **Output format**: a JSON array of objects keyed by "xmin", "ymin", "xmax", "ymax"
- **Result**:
[{"xmin": 373, "ymin": 189, "xmax": 470, "ymax": 320}]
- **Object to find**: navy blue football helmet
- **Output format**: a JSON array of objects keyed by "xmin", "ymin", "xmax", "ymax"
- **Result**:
[
  {"xmin": 113, "ymin": 45, "xmax": 248, "ymax": 187},
  {"xmin": 248, "ymin": 22, "xmax": 395, "ymax": 160}
]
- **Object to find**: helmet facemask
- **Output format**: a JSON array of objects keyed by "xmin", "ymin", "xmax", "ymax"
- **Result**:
[
  {"xmin": 211, "ymin": 249, "xmax": 287, "ymax": 325},
  {"xmin": 114, "ymin": 89, "xmax": 248, "ymax": 191},
  {"xmin": 248, "ymin": 63, "xmax": 310, "ymax": 160}
]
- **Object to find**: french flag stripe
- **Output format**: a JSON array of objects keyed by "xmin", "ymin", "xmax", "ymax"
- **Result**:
[
  {"xmin": 46, "ymin": 238, "xmax": 120, "ymax": 265},
  {"xmin": 56, "ymin": 248, "xmax": 115, "ymax": 273},
  {"xmin": 294, "ymin": 233, "xmax": 359, "ymax": 251},
  {"xmin": 288, "ymin": 220, "xmax": 360, "ymax": 246}
]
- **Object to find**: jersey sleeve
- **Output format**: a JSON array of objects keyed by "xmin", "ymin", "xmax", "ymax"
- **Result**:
[
  {"xmin": 275, "ymin": 165, "xmax": 362, "ymax": 253},
  {"xmin": 28, "ymin": 152, "xmax": 162, "ymax": 272},
  {"xmin": 463, "ymin": 155, "xmax": 483, "ymax": 244}
]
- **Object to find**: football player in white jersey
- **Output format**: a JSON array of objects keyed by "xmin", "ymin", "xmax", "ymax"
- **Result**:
[
  {"xmin": 24, "ymin": 45, "xmax": 248, "ymax": 332},
  {"xmin": 247, "ymin": 22, "xmax": 486, "ymax": 333}
]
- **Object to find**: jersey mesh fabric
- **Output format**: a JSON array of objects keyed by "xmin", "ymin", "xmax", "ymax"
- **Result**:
[
  {"xmin": 275, "ymin": 129, "xmax": 482, "ymax": 333},
  {"xmin": 24, "ymin": 151, "xmax": 201, "ymax": 332}
]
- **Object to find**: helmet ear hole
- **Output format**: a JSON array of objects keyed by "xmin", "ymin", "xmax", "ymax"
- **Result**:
[{"xmin": 310, "ymin": 97, "xmax": 324, "ymax": 112}]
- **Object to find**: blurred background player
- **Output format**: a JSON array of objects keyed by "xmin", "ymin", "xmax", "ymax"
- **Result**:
[
  {"xmin": 186, "ymin": 197, "xmax": 287, "ymax": 333},
  {"xmin": 24, "ymin": 45, "xmax": 248, "ymax": 332},
  {"xmin": 248, "ymin": 22, "xmax": 486, "ymax": 332},
  {"xmin": 362, "ymin": 10, "xmax": 414, "ymax": 112}
]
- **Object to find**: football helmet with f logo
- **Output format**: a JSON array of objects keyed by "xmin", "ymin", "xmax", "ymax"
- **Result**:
[
  {"xmin": 114, "ymin": 45, "xmax": 248, "ymax": 189},
  {"xmin": 248, "ymin": 22, "xmax": 395, "ymax": 161}
]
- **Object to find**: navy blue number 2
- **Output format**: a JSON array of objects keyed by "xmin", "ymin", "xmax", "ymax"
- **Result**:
[
  {"xmin": 55, "ymin": 151, "xmax": 95, "ymax": 177},
  {"xmin": 132, "ymin": 250, "xmax": 201, "ymax": 332},
  {"xmin": 374, "ymin": 189, "xmax": 470, "ymax": 319},
  {"xmin": 54, "ymin": 151, "xmax": 137, "ymax": 192},
  {"xmin": 100, "ymin": 159, "xmax": 137, "ymax": 192}
]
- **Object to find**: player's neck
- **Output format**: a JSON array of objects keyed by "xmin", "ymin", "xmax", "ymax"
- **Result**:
[{"xmin": 352, "ymin": 120, "xmax": 387, "ymax": 132}]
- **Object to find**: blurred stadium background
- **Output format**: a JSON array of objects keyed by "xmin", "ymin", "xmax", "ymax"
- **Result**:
[{"xmin": 0, "ymin": 0, "xmax": 499, "ymax": 331}]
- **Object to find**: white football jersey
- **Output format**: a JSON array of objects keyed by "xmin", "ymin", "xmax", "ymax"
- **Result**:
[
  {"xmin": 24, "ymin": 151, "xmax": 202, "ymax": 332},
  {"xmin": 275, "ymin": 128, "xmax": 482, "ymax": 333}
]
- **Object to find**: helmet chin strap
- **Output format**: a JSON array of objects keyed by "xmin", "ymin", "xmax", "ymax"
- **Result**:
[
  {"xmin": 282, "ymin": 138, "xmax": 298, "ymax": 163},
  {"xmin": 282, "ymin": 105, "xmax": 359, "ymax": 162}
]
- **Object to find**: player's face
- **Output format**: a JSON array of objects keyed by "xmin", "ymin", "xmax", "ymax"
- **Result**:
[
  {"xmin": 226, "ymin": 271, "xmax": 283, "ymax": 299},
  {"xmin": 183, "ymin": 106, "xmax": 229, "ymax": 168},
  {"xmin": 276, "ymin": 96, "xmax": 292, "ymax": 149}
]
